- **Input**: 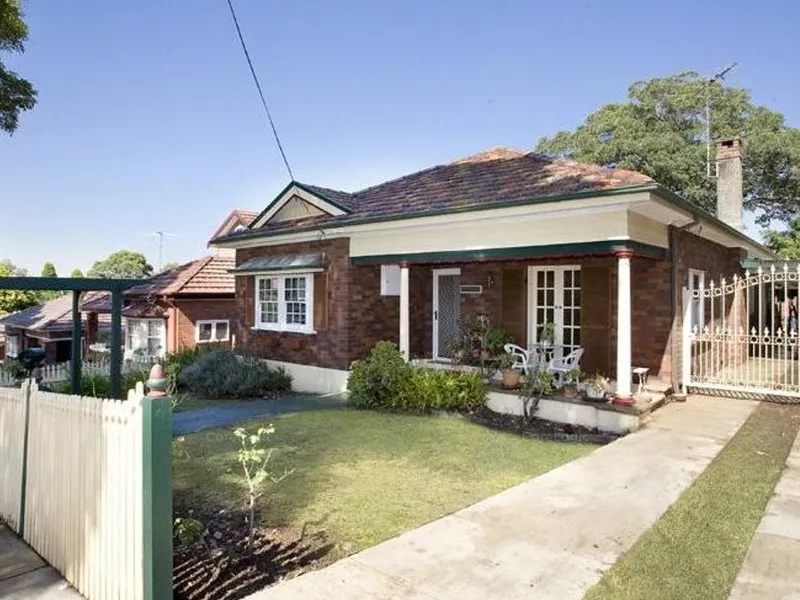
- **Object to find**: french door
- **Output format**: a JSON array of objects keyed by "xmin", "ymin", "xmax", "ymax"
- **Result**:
[
  {"xmin": 528, "ymin": 266, "xmax": 581, "ymax": 357},
  {"xmin": 433, "ymin": 268, "xmax": 461, "ymax": 360}
]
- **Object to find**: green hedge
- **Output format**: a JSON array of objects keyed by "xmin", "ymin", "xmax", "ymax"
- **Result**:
[{"xmin": 348, "ymin": 341, "xmax": 486, "ymax": 413}]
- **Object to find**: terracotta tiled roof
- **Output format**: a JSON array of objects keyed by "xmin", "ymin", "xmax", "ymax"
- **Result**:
[
  {"xmin": 208, "ymin": 209, "xmax": 259, "ymax": 243},
  {"xmin": 219, "ymin": 148, "xmax": 652, "ymax": 239},
  {"xmin": 125, "ymin": 255, "xmax": 235, "ymax": 296}
]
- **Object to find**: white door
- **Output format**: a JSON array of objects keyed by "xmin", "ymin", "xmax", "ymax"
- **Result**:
[
  {"xmin": 528, "ymin": 266, "xmax": 581, "ymax": 358},
  {"xmin": 433, "ymin": 268, "xmax": 461, "ymax": 360}
]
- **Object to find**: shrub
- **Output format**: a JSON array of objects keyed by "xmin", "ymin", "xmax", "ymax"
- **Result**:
[
  {"xmin": 348, "ymin": 341, "xmax": 486, "ymax": 413},
  {"xmin": 347, "ymin": 341, "xmax": 414, "ymax": 409},
  {"xmin": 163, "ymin": 344, "xmax": 230, "ymax": 394},
  {"xmin": 178, "ymin": 349, "xmax": 292, "ymax": 399},
  {"xmin": 50, "ymin": 370, "xmax": 150, "ymax": 399},
  {"xmin": 402, "ymin": 368, "xmax": 486, "ymax": 412}
]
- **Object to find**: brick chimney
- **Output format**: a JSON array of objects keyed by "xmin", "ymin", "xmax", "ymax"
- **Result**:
[{"xmin": 715, "ymin": 138, "xmax": 743, "ymax": 231}]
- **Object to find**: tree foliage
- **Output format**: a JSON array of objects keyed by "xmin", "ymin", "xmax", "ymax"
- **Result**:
[
  {"xmin": 70, "ymin": 268, "xmax": 84, "ymax": 278},
  {"xmin": 88, "ymin": 250, "xmax": 153, "ymax": 279},
  {"xmin": 159, "ymin": 261, "xmax": 180, "ymax": 273},
  {"xmin": 535, "ymin": 71, "xmax": 800, "ymax": 224},
  {"xmin": 0, "ymin": 258, "xmax": 37, "ymax": 314},
  {"xmin": 766, "ymin": 219, "xmax": 800, "ymax": 260},
  {"xmin": 0, "ymin": 0, "xmax": 37, "ymax": 134},
  {"xmin": 40, "ymin": 262, "xmax": 56, "ymax": 277}
]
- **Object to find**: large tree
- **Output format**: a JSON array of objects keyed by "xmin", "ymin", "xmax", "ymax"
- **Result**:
[
  {"xmin": 535, "ymin": 72, "xmax": 800, "ymax": 224},
  {"xmin": 70, "ymin": 268, "xmax": 84, "ymax": 278},
  {"xmin": 40, "ymin": 262, "xmax": 56, "ymax": 277},
  {"xmin": 0, "ymin": 258, "xmax": 37, "ymax": 314},
  {"xmin": 1, "ymin": 0, "xmax": 37, "ymax": 134},
  {"xmin": 88, "ymin": 250, "xmax": 153, "ymax": 280},
  {"xmin": 766, "ymin": 219, "xmax": 800, "ymax": 260}
]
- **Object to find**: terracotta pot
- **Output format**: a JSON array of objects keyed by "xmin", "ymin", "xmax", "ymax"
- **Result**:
[
  {"xmin": 563, "ymin": 384, "xmax": 579, "ymax": 398},
  {"xmin": 501, "ymin": 369, "xmax": 521, "ymax": 389}
]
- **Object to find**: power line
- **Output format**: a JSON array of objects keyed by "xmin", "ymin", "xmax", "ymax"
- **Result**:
[{"xmin": 225, "ymin": 0, "xmax": 294, "ymax": 180}]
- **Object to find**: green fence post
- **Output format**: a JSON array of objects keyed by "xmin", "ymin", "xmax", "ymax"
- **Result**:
[
  {"xmin": 70, "ymin": 290, "xmax": 82, "ymax": 395},
  {"xmin": 142, "ymin": 364, "xmax": 172, "ymax": 599}
]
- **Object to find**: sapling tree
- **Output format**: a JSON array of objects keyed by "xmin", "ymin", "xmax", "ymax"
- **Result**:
[{"xmin": 233, "ymin": 425, "xmax": 292, "ymax": 549}]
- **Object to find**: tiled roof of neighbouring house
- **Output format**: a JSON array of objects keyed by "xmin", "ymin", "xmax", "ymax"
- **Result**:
[
  {"xmin": 0, "ymin": 291, "xmax": 108, "ymax": 331},
  {"xmin": 81, "ymin": 256, "xmax": 235, "ymax": 313},
  {"xmin": 222, "ymin": 147, "xmax": 653, "ymax": 239},
  {"xmin": 207, "ymin": 208, "xmax": 260, "ymax": 243}
]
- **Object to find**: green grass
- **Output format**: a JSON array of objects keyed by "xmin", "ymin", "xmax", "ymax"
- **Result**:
[
  {"xmin": 173, "ymin": 409, "xmax": 594, "ymax": 562},
  {"xmin": 585, "ymin": 402, "xmax": 800, "ymax": 600},
  {"xmin": 172, "ymin": 395, "xmax": 229, "ymax": 413}
]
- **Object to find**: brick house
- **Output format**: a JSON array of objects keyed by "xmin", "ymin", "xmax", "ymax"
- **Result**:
[
  {"xmin": 82, "ymin": 210, "xmax": 255, "ymax": 359},
  {"xmin": 210, "ymin": 141, "xmax": 774, "ymax": 398}
]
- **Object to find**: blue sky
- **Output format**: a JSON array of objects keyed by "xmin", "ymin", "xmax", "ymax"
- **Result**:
[{"xmin": 2, "ymin": 0, "xmax": 797, "ymax": 275}]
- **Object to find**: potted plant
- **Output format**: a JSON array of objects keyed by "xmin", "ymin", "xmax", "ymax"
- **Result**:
[
  {"xmin": 539, "ymin": 322, "xmax": 556, "ymax": 346},
  {"xmin": 581, "ymin": 372, "xmax": 609, "ymax": 401},
  {"xmin": 562, "ymin": 368, "xmax": 582, "ymax": 398},
  {"xmin": 498, "ymin": 353, "xmax": 520, "ymax": 389}
]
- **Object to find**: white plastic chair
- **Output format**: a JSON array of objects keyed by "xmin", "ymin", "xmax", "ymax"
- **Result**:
[
  {"xmin": 547, "ymin": 347, "xmax": 584, "ymax": 388},
  {"xmin": 504, "ymin": 343, "xmax": 538, "ymax": 375}
]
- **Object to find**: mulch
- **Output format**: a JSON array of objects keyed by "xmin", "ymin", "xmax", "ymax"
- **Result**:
[
  {"xmin": 173, "ymin": 508, "xmax": 333, "ymax": 600},
  {"xmin": 465, "ymin": 405, "xmax": 621, "ymax": 444}
]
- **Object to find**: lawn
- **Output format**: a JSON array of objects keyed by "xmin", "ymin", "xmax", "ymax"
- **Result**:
[
  {"xmin": 585, "ymin": 402, "xmax": 800, "ymax": 600},
  {"xmin": 172, "ymin": 409, "xmax": 595, "ymax": 563},
  {"xmin": 172, "ymin": 395, "xmax": 228, "ymax": 413}
]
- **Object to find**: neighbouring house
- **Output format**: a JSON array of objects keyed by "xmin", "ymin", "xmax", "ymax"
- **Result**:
[
  {"xmin": 82, "ymin": 210, "xmax": 255, "ymax": 360},
  {"xmin": 0, "ymin": 293, "xmax": 109, "ymax": 364},
  {"xmin": 209, "ymin": 140, "xmax": 774, "ymax": 398}
]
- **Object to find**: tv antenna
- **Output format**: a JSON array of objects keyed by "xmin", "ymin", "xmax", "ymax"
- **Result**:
[
  {"xmin": 146, "ymin": 231, "xmax": 179, "ymax": 272},
  {"xmin": 705, "ymin": 62, "xmax": 738, "ymax": 178}
]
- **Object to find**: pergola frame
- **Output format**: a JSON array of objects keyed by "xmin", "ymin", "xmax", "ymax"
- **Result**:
[{"xmin": 0, "ymin": 278, "xmax": 142, "ymax": 397}]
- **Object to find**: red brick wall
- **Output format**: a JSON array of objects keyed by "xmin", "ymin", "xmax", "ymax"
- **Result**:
[
  {"xmin": 173, "ymin": 297, "xmax": 238, "ymax": 352},
  {"xmin": 236, "ymin": 238, "xmax": 352, "ymax": 369}
]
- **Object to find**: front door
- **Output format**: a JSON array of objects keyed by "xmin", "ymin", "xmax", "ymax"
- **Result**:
[
  {"xmin": 528, "ymin": 266, "xmax": 581, "ymax": 358},
  {"xmin": 433, "ymin": 268, "xmax": 461, "ymax": 360}
]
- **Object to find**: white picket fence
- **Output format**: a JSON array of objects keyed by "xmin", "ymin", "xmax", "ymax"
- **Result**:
[
  {"xmin": 0, "ymin": 357, "xmax": 155, "ymax": 387},
  {"xmin": 0, "ymin": 381, "xmax": 172, "ymax": 600}
]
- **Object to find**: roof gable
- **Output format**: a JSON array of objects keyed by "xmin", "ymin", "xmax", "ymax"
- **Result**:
[
  {"xmin": 251, "ymin": 182, "xmax": 351, "ymax": 229},
  {"xmin": 208, "ymin": 209, "xmax": 259, "ymax": 245}
]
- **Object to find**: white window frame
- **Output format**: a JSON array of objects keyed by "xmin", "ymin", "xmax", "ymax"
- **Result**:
[
  {"xmin": 195, "ymin": 319, "xmax": 230, "ymax": 343},
  {"xmin": 124, "ymin": 317, "xmax": 167, "ymax": 359},
  {"xmin": 688, "ymin": 269, "xmax": 706, "ymax": 331},
  {"xmin": 254, "ymin": 273, "xmax": 315, "ymax": 334}
]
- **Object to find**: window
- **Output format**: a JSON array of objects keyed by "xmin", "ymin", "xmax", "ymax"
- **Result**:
[
  {"xmin": 255, "ymin": 274, "xmax": 314, "ymax": 333},
  {"xmin": 688, "ymin": 269, "xmax": 706, "ymax": 332},
  {"xmin": 195, "ymin": 320, "xmax": 230, "ymax": 343},
  {"xmin": 124, "ymin": 318, "xmax": 166, "ymax": 358}
]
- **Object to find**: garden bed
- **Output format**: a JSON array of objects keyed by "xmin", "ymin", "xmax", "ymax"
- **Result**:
[{"xmin": 466, "ymin": 405, "xmax": 621, "ymax": 444}]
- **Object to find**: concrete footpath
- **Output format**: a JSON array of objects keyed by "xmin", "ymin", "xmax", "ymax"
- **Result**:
[
  {"xmin": 729, "ymin": 428, "xmax": 800, "ymax": 600},
  {"xmin": 249, "ymin": 397, "xmax": 757, "ymax": 600},
  {"xmin": 0, "ymin": 524, "xmax": 81, "ymax": 599}
]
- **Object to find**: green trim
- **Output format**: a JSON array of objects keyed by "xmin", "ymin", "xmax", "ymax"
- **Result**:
[
  {"xmin": 249, "ymin": 180, "xmax": 352, "ymax": 228},
  {"xmin": 110, "ymin": 292, "xmax": 123, "ymax": 399},
  {"xmin": 0, "ymin": 277, "xmax": 142, "ymax": 292},
  {"xmin": 214, "ymin": 184, "xmax": 652, "ymax": 245},
  {"xmin": 142, "ymin": 395, "xmax": 173, "ymax": 600},
  {"xmin": 70, "ymin": 291, "xmax": 82, "ymax": 395},
  {"xmin": 18, "ymin": 381, "xmax": 32, "ymax": 535},
  {"xmin": 351, "ymin": 240, "xmax": 667, "ymax": 264}
]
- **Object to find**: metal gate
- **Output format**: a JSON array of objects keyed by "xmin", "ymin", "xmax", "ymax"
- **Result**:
[{"xmin": 682, "ymin": 264, "xmax": 800, "ymax": 401}]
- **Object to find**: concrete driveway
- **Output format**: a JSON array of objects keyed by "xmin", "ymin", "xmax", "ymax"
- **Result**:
[
  {"xmin": 172, "ymin": 393, "xmax": 346, "ymax": 436},
  {"xmin": 247, "ymin": 397, "xmax": 757, "ymax": 600}
]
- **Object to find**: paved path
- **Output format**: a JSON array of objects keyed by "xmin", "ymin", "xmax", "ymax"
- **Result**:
[
  {"xmin": 248, "ymin": 397, "xmax": 757, "ymax": 600},
  {"xmin": 729, "ymin": 427, "xmax": 800, "ymax": 600},
  {"xmin": 172, "ymin": 394, "xmax": 346, "ymax": 436},
  {"xmin": 0, "ymin": 524, "xmax": 81, "ymax": 599}
]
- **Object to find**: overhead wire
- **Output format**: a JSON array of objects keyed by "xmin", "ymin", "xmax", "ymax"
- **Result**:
[{"xmin": 225, "ymin": 0, "xmax": 294, "ymax": 180}]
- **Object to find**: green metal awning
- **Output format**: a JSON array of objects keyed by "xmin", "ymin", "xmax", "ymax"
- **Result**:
[{"xmin": 231, "ymin": 253, "xmax": 324, "ymax": 274}]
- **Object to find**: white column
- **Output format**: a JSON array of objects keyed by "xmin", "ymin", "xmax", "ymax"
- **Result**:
[
  {"xmin": 399, "ymin": 263, "xmax": 410, "ymax": 359},
  {"xmin": 615, "ymin": 251, "xmax": 633, "ymax": 402}
]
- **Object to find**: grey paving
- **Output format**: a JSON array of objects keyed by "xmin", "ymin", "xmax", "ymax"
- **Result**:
[
  {"xmin": 729, "ymin": 429, "xmax": 800, "ymax": 600},
  {"xmin": 0, "ymin": 525, "xmax": 82, "ymax": 599},
  {"xmin": 172, "ymin": 393, "xmax": 346, "ymax": 436},
  {"xmin": 248, "ymin": 396, "xmax": 757, "ymax": 600}
]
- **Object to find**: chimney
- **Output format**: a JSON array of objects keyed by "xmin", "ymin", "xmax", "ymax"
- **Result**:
[{"xmin": 715, "ymin": 138, "xmax": 743, "ymax": 231}]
